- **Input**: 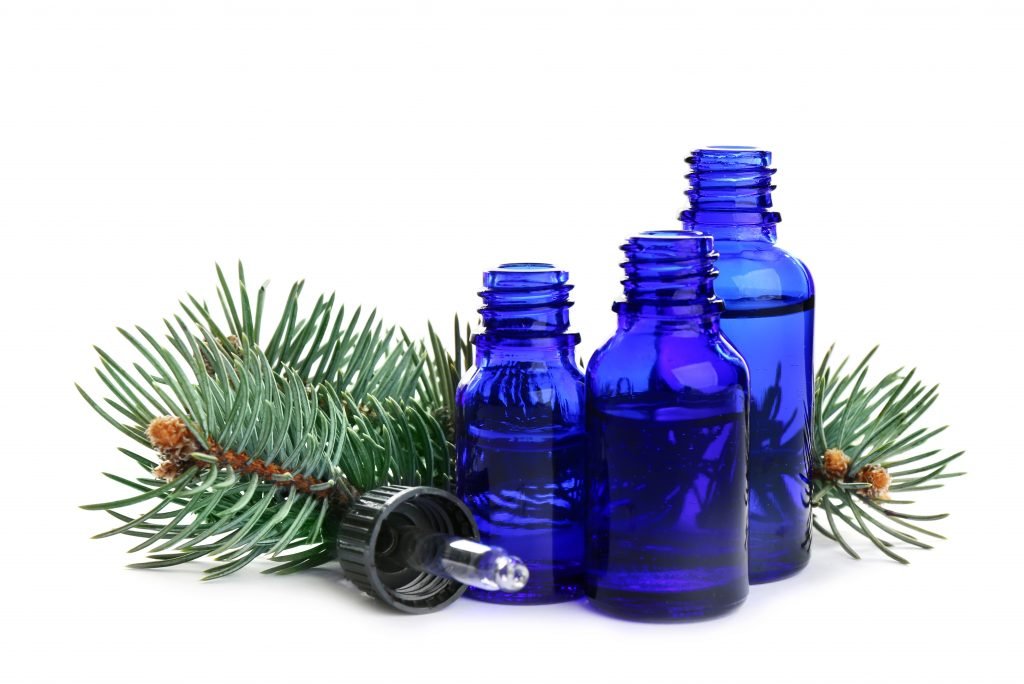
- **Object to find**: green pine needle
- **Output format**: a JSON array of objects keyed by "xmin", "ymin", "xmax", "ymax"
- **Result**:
[
  {"xmin": 811, "ymin": 345, "xmax": 964, "ymax": 562},
  {"xmin": 80, "ymin": 263, "xmax": 460, "ymax": 578}
]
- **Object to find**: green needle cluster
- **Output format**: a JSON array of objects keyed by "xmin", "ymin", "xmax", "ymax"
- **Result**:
[
  {"xmin": 811, "ymin": 346, "xmax": 965, "ymax": 563},
  {"xmin": 79, "ymin": 264, "xmax": 464, "ymax": 579}
]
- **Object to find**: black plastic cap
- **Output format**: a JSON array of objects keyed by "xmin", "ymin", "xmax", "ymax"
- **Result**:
[{"xmin": 336, "ymin": 485, "xmax": 480, "ymax": 614}]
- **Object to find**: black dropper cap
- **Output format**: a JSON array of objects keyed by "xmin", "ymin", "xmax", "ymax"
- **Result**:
[{"xmin": 336, "ymin": 485, "xmax": 480, "ymax": 614}]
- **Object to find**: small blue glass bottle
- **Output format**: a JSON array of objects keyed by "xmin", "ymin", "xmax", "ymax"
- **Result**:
[
  {"xmin": 455, "ymin": 263, "xmax": 586, "ymax": 604},
  {"xmin": 585, "ymin": 232, "xmax": 749, "ymax": 620},
  {"xmin": 680, "ymin": 146, "xmax": 814, "ymax": 583}
]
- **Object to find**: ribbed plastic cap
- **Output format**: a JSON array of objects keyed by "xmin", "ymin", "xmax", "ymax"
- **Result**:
[{"xmin": 336, "ymin": 485, "xmax": 479, "ymax": 614}]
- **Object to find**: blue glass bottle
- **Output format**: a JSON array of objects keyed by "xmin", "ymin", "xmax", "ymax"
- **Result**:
[
  {"xmin": 455, "ymin": 263, "xmax": 586, "ymax": 604},
  {"xmin": 585, "ymin": 232, "xmax": 749, "ymax": 620},
  {"xmin": 680, "ymin": 146, "xmax": 814, "ymax": 583}
]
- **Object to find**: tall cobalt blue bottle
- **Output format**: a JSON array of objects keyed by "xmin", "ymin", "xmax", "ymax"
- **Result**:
[
  {"xmin": 585, "ymin": 232, "xmax": 749, "ymax": 620},
  {"xmin": 456, "ymin": 263, "xmax": 586, "ymax": 604},
  {"xmin": 680, "ymin": 147, "xmax": 814, "ymax": 583}
]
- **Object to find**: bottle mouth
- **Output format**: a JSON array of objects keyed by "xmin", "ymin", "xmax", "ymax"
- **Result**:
[
  {"xmin": 640, "ymin": 229, "xmax": 698, "ymax": 239},
  {"xmin": 681, "ymin": 146, "xmax": 779, "ymax": 241},
  {"xmin": 689, "ymin": 146, "xmax": 773, "ymax": 169},
  {"xmin": 484, "ymin": 263, "xmax": 566, "ymax": 290},
  {"xmin": 622, "ymin": 230, "xmax": 717, "ymax": 259},
  {"xmin": 617, "ymin": 231, "xmax": 722, "ymax": 312},
  {"xmin": 478, "ymin": 262, "xmax": 575, "ymax": 338},
  {"xmin": 496, "ymin": 261, "xmax": 558, "ymax": 271}
]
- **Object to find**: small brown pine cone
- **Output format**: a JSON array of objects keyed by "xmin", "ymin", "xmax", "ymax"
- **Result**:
[
  {"xmin": 153, "ymin": 459, "xmax": 184, "ymax": 482},
  {"xmin": 146, "ymin": 416, "xmax": 200, "ymax": 460},
  {"xmin": 822, "ymin": 448, "xmax": 851, "ymax": 480},
  {"xmin": 855, "ymin": 464, "xmax": 892, "ymax": 499}
]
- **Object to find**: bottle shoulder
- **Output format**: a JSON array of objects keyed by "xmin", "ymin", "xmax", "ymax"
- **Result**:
[
  {"xmin": 714, "ymin": 242, "xmax": 814, "ymax": 301},
  {"xmin": 587, "ymin": 331, "xmax": 748, "ymax": 399},
  {"xmin": 460, "ymin": 356, "xmax": 585, "ymax": 383},
  {"xmin": 457, "ymin": 359, "xmax": 585, "ymax": 410}
]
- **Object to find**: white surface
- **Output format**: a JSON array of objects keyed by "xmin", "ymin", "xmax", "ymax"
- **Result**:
[{"xmin": 1, "ymin": 1, "xmax": 1021, "ymax": 682}]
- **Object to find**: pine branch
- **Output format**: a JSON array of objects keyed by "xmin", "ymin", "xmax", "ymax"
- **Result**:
[
  {"xmin": 80, "ymin": 264, "xmax": 455, "ymax": 578},
  {"xmin": 811, "ymin": 346, "xmax": 964, "ymax": 562},
  {"xmin": 180, "ymin": 262, "xmax": 427, "ymax": 402}
]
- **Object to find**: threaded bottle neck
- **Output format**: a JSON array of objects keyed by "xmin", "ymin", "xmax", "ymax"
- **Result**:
[
  {"xmin": 615, "ymin": 231, "xmax": 723, "ymax": 324},
  {"xmin": 475, "ymin": 262, "xmax": 579, "ymax": 350},
  {"xmin": 679, "ymin": 146, "xmax": 780, "ymax": 242}
]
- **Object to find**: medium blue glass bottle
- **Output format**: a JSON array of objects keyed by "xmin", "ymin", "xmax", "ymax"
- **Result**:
[
  {"xmin": 585, "ymin": 232, "xmax": 750, "ymax": 620},
  {"xmin": 680, "ymin": 146, "xmax": 814, "ymax": 583},
  {"xmin": 455, "ymin": 263, "xmax": 586, "ymax": 604}
]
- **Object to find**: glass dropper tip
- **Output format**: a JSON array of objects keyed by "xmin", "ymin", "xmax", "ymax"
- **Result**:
[
  {"xmin": 394, "ymin": 526, "xmax": 531, "ymax": 593},
  {"xmin": 492, "ymin": 552, "xmax": 530, "ymax": 592}
]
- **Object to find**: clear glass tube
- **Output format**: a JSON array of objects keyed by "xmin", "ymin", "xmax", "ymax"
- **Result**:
[{"xmin": 386, "ymin": 524, "xmax": 530, "ymax": 593}]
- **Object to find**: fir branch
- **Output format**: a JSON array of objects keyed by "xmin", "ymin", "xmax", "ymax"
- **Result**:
[
  {"xmin": 180, "ymin": 263, "xmax": 427, "ymax": 403},
  {"xmin": 80, "ymin": 264, "xmax": 456, "ymax": 578},
  {"xmin": 811, "ymin": 346, "xmax": 964, "ymax": 562}
]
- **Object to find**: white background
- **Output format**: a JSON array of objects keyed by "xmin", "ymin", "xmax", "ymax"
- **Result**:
[{"xmin": 1, "ymin": 1, "xmax": 1021, "ymax": 682}]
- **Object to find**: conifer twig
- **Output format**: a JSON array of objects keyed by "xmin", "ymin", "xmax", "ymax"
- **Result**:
[
  {"xmin": 80, "ymin": 263, "xmax": 456, "ymax": 578},
  {"xmin": 811, "ymin": 346, "xmax": 964, "ymax": 562}
]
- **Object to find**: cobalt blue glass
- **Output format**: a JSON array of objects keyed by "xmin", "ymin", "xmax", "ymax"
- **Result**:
[
  {"xmin": 455, "ymin": 263, "xmax": 586, "ymax": 604},
  {"xmin": 585, "ymin": 232, "xmax": 750, "ymax": 620},
  {"xmin": 680, "ymin": 146, "xmax": 814, "ymax": 583}
]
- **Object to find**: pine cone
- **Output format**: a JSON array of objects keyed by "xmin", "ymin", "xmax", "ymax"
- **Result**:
[
  {"xmin": 855, "ymin": 464, "xmax": 892, "ymax": 499},
  {"xmin": 823, "ymin": 448, "xmax": 851, "ymax": 480},
  {"xmin": 147, "ymin": 416, "xmax": 199, "ymax": 458},
  {"xmin": 153, "ymin": 459, "xmax": 186, "ymax": 482},
  {"xmin": 147, "ymin": 416, "xmax": 201, "ymax": 481}
]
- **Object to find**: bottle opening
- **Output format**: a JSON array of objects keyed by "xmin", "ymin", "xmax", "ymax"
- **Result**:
[
  {"xmin": 478, "ymin": 262, "xmax": 575, "ymax": 338},
  {"xmin": 689, "ymin": 147, "xmax": 773, "ymax": 169},
  {"xmin": 681, "ymin": 145, "xmax": 779, "ymax": 241},
  {"xmin": 497, "ymin": 262, "xmax": 557, "ymax": 271},
  {"xmin": 616, "ymin": 232, "xmax": 722, "ymax": 317},
  {"xmin": 639, "ymin": 229, "xmax": 695, "ymax": 239}
]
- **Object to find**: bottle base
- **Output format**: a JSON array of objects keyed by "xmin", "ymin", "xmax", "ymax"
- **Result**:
[
  {"xmin": 585, "ymin": 592, "xmax": 747, "ymax": 622},
  {"xmin": 584, "ymin": 582, "xmax": 748, "ymax": 622}
]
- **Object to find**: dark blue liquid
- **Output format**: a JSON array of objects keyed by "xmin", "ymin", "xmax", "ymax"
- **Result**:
[
  {"xmin": 585, "ymin": 404, "xmax": 748, "ymax": 620},
  {"xmin": 458, "ymin": 428, "xmax": 585, "ymax": 604},
  {"xmin": 720, "ymin": 297, "xmax": 813, "ymax": 582}
]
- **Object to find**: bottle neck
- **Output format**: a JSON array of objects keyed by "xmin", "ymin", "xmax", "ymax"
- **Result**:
[
  {"xmin": 614, "ymin": 231, "xmax": 724, "ymax": 330},
  {"xmin": 615, "ymin": 309, "xmax": 721, "ymax": 336},
  {"xmin": 473, "ymin": 335, "xmax": 579, "ymax": 364},
  {"xmin": 679, "ymin": 146, "xmax": 779, "ymax": 243},
  {"xmin": 473, "ymin": 262, "xmax": 579, "ymax": 363}
]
